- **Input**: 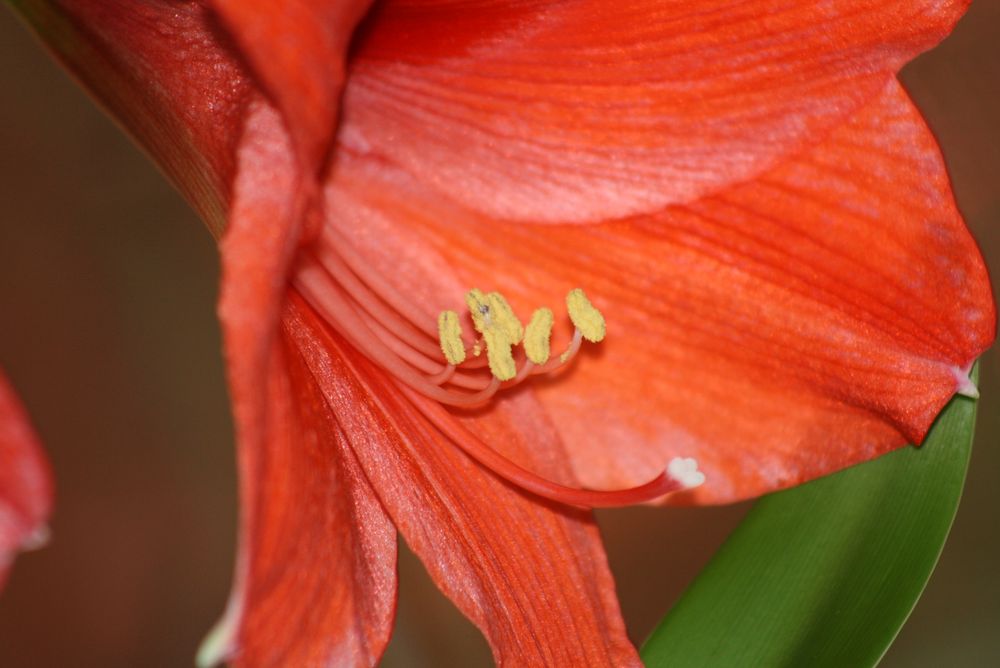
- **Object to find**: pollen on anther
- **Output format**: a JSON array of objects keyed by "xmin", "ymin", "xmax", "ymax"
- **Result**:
[
  {"xmin": 487, "ymin": 292, "xmax": 524, "ymax": 344},
  {"xmin": 483, "ymin": 329, "xmax": 517, "ymax": 381},
  {"xmin": 524, "ymin": 308, "xmax": 554, "ymax": 364},
  {"xmin": 465, "ymin": 288, "xmax": 490, "ymax": 334},
  {"xmin": 566, "ymin": 288, "xmax": 606, "ymax": 343},
  {"xmin": 437, "ymin": 310, "xmax": 466, "ymax": 365}
]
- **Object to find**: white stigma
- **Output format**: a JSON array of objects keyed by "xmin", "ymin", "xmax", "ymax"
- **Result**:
[{"xmin": 667, "ymin": 457, "xmax": 706, "ymax": 489}]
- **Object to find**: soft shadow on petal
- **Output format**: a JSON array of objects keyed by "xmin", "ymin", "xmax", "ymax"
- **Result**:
[
  {"xmin": 323, "ymin": 81, "xmax": 994, "ymax": 504},
  {"xmin": 342, "ymin": 0, "xmax": 970, "ymax": 221},
  {"xmin": 208, "ymin": 0, "xmax": 375, "ymax": 173},
  {"xmin": 0, "ymin": 373, "xmax": 53, "ymax": 590},
  {"xmin": 286, "ymin": 298, "xmax": 642, "ymax": 667}
]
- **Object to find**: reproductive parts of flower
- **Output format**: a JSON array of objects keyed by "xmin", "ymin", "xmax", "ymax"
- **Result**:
[
  {"xmin": 436, "ymin": 287, "xmax": 605, "ymax": 398},
  {"xmin": 292, "ymin": 245, "xmax": 703, "ymax": 505}
]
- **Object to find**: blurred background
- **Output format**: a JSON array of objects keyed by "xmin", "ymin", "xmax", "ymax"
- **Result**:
[{"xmin": 0, "ymin": 3, "xmax": 997, "ymax": 666}]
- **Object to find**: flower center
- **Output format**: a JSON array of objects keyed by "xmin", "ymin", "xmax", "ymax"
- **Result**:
[
  {"xmin": 432, "ymin": 287, "xmax": 604, "ymax": 403},
  {"xmin": 292, "ymin": 229, "xmax": 704, "ymax": 507}
]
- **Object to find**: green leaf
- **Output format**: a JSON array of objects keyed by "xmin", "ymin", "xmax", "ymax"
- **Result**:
[{"xmin": 641, "ymin": 366, "xmax": 979, "ymax": 668}]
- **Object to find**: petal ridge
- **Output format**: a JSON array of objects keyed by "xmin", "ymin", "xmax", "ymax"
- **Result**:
[{"xmin": 341, "ymin": 0, "xmax": 971, "ymax": 222}]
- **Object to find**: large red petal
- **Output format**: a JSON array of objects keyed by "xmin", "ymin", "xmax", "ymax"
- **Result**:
[
  {"xmin": 201, "ymin": 334, "xmax": 396, "ymax": 667},
  {"xmin": 321, "ymin": 81, "xmax": 995, "ymax": 504},
  {"xmin": 341, "ymin": 0, "xmax": 969, "ymax": 221},
  {"xmin": 209, "ymin": 0, "xmax": 376, "ymax": 172},
  {"xmin": 0, "ymin": 373, "xmax": 53, "ymax": 589},
  {"xmin": 286, "ymin": 298, "xmax": 641, "ymax": 666},
  {"xmin": 14, "ymin": 0, "xmax": 251, "ymax": 230},
  {"xmin": 204, "ymin": 103, "xmax": 397, "ymax": 666}
]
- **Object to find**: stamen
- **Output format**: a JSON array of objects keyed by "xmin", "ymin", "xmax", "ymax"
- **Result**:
[
  {"xmin": 320, "ymin": 228, "xmax": 436, "ymax": 337},
  {"xmin": 483, "ymin": 329, "xmax": 517, "ymax": 381},
  {"xmin": 299, "ymin": 247, "xmax": 608, "ymax": 412},
  {"xmin": 558, "ymin": 329, "xmax": 583, "ymax": 365},
  {"xmin": 295, "ymin": 261, "xmax": 499, "ymax": 407},
  {"xmin": 566, "ymin": 288, "xmax": 606, "ymax": 343},
  {"xmin": 315, "ymin": 244, "xmax": 441, "ymax": 359},
  {"xmin": 487, "ymin": 292, "xmax": 524, "ymax": 344},
  {"xmin": 465, "ymin": 289, "xmax": 491, "ymax": 333},
  {"xmin": 405, "ymin": 386, "xmax": 705, "ymax": 508},
  {"xmin": 293, "ymin": 254, "xmax": 699, "ymax": 507},
  {"xmin": 465, "ymin": 288, "xmax": 520, "ymax": 381},
  {"xmin": 524, "ymin": 308, "xmax": 554, "ymax": 365},
  {"xmin": 437, "ymin": 311, "xmax": 466, "ymax": 365},
  {"xmin": 428, "ymin": 364, "xmax": 456, "ymax": 386}
]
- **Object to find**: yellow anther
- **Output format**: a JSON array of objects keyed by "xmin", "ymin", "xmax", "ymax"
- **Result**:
[
  {"xmin": 437, "ymin": 310, "xmax": 466, "ymax": 365},
  {"xmin": 566, "ymin": 288, "xmax": 606, "ymax": 343},
  {"xmin": 483, "ymin": 329, "xmax": 517, "ymax": 381},
  {"xmin": 486, "ymin": 292, "xmax": 524, "ymax": 344},
  {"xmin": 464, "ymin": 288, "xmax": 522, "ymax": 380},
  {"xmin": 524, "ymin": 308, "xmax": 554, "ymax": 364},
  {"xmin": 465, "ymin": 288, "xmax": 490, "ymax": 334}
]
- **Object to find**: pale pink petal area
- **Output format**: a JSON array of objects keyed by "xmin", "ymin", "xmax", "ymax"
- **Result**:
[{"xmin": 341, "ymin": 0, "xmax": 970, "ymax": 221}]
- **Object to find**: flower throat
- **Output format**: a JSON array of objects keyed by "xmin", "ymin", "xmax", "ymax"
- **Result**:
[{"xmin": 294, "ymin": 229, "xmax": 704, "ymax": 507}]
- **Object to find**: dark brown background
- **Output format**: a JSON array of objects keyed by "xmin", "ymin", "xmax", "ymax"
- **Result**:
[{"xmin": 1, "ymin": 3, "xmax": 997, "ymax": 666}]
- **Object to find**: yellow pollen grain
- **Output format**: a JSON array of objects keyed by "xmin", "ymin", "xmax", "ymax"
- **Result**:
[
  {"xmin": 524, "ymin": 308, "xmax": 554, "ymax": 364},
  {"xmin": 486, "ymin": 292, "xmax": 524, "ymax": 344},
  {"xmin": 566, "ymin": 288, "xmax": 606, "ymax": 343},
  {"xmin": 483, "ymin": 329, "xmax": 517, "ymax": 381},
  {"xmin": 437, "ymin": 310, "xmax": 466, "ymax": 365}
]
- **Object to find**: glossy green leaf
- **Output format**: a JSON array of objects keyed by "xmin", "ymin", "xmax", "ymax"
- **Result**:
[{"xmin": 642, "ymin": 367, "xmax": 979, "ymax": 667}]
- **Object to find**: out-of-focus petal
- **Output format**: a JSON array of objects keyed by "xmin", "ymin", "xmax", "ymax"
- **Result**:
[
  {"xmin": 204, "ymin": 103, "xmax": 396, "ymax": 667},
  {"xmin": 323, "ymin": 81, "xmax": 994, "ymax": 504},
  {"xmin": 341, "ymin": 0, "xmax": 970, "ymax": 222},
  {"xmin": 209, "ymin": 0, "xmax": 376, "ymax": 172},
  {"xmin": 286, "ymin": 298, "xmax": 641, "ymax": 666},
  {"xmin": 0, "ymin": 373, "xmax": 53, "ymax": 589},
  {"xmin": 12, "ymin": 0, "xmax": 252, "ymax": 230}
]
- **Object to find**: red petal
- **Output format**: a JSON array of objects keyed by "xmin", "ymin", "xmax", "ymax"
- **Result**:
[
  {"xmin": 341, "ymin": 0, "xmax": 969, "ymax": 221},
  {"xmin": 209, "ymin": 0, "xmax": 376, "ymax": 172},
  {"xmin": 0, "ymin": 373, "xmax": 53, "ymax": 589},
  {"xmin": 205, "ymin": 104, "xmax": 396, "ymax": 666},
  {"xmin": 14, "ymin": 0, "xmax": 252, "ymax": 230},
  {"xmin": 202, "ymin": 334, "xmax": 396, "ymax": 667},
  {"xmin": 320, "ymin": 81, "xmax": 995, "ymax": 504},
  {"xmin": 286, "ymin": 298, "xmax": 641, "ymax": 666}
]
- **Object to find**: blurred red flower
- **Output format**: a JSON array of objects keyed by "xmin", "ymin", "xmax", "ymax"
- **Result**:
[
  {"xmin": 0, "ymin": 375, "xmax": 52, "ymax": 591},
  {"xmin": 8, "ymin": 0, "xmax": 994, "ymax": 665}
]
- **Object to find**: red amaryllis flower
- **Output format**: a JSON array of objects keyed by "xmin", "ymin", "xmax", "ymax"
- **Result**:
[
  {"xmin": 9, "ymin": 0, "xmax": 995, "ymax": 665},
  {"xmin": 0, "ymin": 374, "xmax": 52, "ymax": 590}
]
